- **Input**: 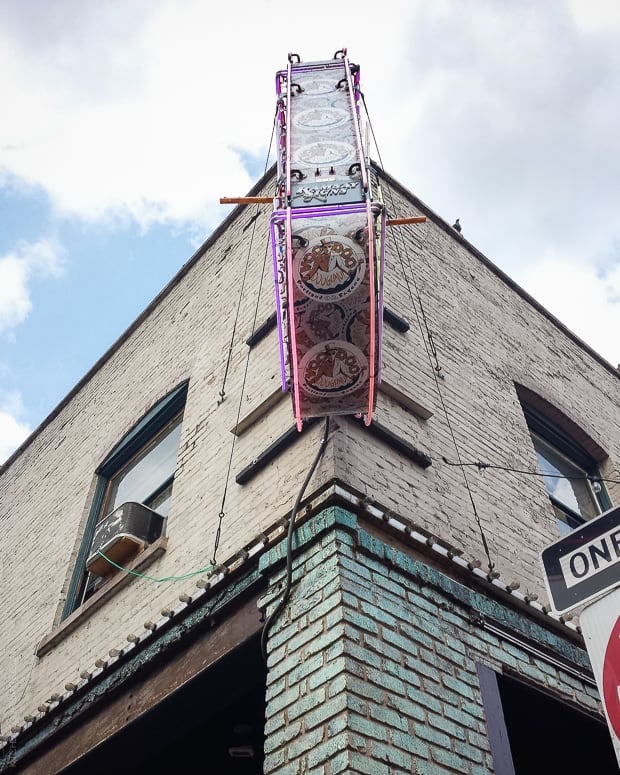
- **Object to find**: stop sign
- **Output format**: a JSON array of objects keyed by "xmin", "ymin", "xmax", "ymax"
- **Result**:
[
  {"xmin": 581, "ymin": 585, "xmax": 620, "ymax": 767},
  {"xmin": 603, "ymin": 615, "xmax": 620, "ymax": 739}
]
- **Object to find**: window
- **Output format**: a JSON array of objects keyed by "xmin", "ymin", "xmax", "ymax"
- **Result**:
[
  {"xmin": 63, "ymin": 383, "xmax": 187, "ymax": 617},
  {"xmin": 517, "ymin": 386, "xmax": 610, "ymax": 536}
]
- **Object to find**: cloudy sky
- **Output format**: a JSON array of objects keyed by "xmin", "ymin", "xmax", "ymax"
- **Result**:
[{"xmin": 1, "ymin": 0, "xmax": 619, "ymax": 463}]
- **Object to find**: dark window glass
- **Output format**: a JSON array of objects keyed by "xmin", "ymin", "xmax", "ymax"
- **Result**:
[{"xmin": 62, "ymin": 384, "xmax": 187, "ymax": 617}]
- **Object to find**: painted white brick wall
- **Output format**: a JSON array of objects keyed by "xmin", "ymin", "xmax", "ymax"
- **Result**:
[{"xmin": 1, "ymin": 175, "xmax": 619, "ymax": 735}]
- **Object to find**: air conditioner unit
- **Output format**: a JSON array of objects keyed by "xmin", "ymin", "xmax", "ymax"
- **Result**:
[{"xmin": 86, "ymin": 501, "xmax": 166, "ymax": 577}]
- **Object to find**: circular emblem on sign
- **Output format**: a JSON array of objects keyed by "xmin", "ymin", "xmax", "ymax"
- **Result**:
[
  {"xmin": 296, "ymin": 141, "xmax": 356, "ymax": 166},
  {"xmin": 300, "ymin": 342, "xmax": 367, "ymax": 397},
  {"xmin": 294, "ymin": 236, "xmax": 366, "ymax": 301},
  {"xmin": 294, "ymin": 108, "xmax": 349, "ymax": 130},
  {"xmin": 301, "ymin": 303, "xmax": 345, "ymax": 343}
]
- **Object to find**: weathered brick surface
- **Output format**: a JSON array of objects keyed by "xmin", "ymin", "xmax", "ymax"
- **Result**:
[
  {"xmin": 261, "ymin": 507, "xmax": 606, "ymax": 774},
  {"xmin": 1, "ymin": 173, "xmax": 619, "ymax": 744}
]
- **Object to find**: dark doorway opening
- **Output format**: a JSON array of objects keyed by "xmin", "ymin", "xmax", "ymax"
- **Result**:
[
  {"xmin": 62, "ymin": 634, "xmax": 266, "ymax": 775},
  {"xmin": 480, "ymin": 662, "xmax": 617, "ymax": 774}
]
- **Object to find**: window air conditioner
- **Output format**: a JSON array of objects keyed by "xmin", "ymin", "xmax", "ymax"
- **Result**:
[{"xmin": 86, "ymin": 501, "xmax": 165, "ymax": 577}]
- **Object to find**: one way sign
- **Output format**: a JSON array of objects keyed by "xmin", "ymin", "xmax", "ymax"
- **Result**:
[{"xmin": 541, "ymin": 505, "xmax": 620, "ymax": 615}]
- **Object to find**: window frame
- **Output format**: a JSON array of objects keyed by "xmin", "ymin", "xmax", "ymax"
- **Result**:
[
  {"xmin": 62, "ymin": 382, "xmax": 188, "ymax": 619},
  {"xmin": 520, "ymin": 398, "xmax": 611, "ymax": 533}
]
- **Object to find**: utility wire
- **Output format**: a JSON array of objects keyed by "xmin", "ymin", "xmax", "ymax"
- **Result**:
[
  {"xmin": 211, "ymin": 107, "xmax": 278, "ymax": 565},
  {"xmin": 95, "ymin": 550, "xmax": 214, "ymax": 582},
  {"xmin": 361, "ymin": 94, "xmax": 495, "ymax": 574},
  {"xmin": 261, "ymin": 417, "xmax": 331, "ymax": 663},
  {"xmin": 441, "ymin": 457, "xmax": 620, "ymax": 485}
]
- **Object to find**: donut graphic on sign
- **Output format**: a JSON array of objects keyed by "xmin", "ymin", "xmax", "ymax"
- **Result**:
[
  {"xmin": 300, "ymin": 342, "xmax": 367, "ymax": 397},
  {"xmin": 294, "ymin": 236, "xmax": 366, "ymax": 302}
]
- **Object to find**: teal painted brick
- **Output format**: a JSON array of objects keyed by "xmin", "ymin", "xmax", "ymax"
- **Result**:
[
  {"xmin": 435, "ymin": 636, "xmax": 467, "ymax": 660},
  {"xmin": 371, "ymin": 569, "xmax": 414, "ymax": 602},
  {"xmin": 307, "ymin": 655, "xmax": 347, "ymax": 691},
  {"xmin": 419, "ymin": 646, "xmax": 466, "ymax": 677},
  {"xmin": 286, "ymin": 651, "xmax": 325, "ymax": 684},
  {"xmin": 325, "ymin": 671, "xmax": 347, "ymax": 698},
  {"xmin": 427, "ymin": 711, "xmax": 467, "ymax": 741},
  {"xmin": 268, "ymin": 650, "xmax": 306, "ymax": 681},
  {"xmin": 383, "ymin": 627, "xmax": 419, "ymax": 658},
  {"xmin": 264, "ymin": 720, "xmax": 303, "ymax": 753},
  {"xmin": 326, "ymin": 712, "xmax": 349, "ymax": 738},
  {"xmin": 366, "ymin": 665, "xmax": 409, "ymax": 696},
  {"xmin": 343, "ymin": 640, "xmax": 382, "ymax": 670},
  {"xmin": 399, "ymin": 620, "xmax": 435, "ymax": 650},
  {"xmin": 445, "ymin": 700, "xmax": 484, "ymax": 729},
  {"xmin": 347, "ymin": 674, "xmax": 387, "ymax": 704},
  {"xmin": 382, "ymin": 659, "xmax": 423, "ymax": 691},
  {"xmin": 328, "ymin": 749, "xmax": 352, "ymax": 775},
  {"xmin": 370, "ymin": 739, "xmax": 414, "ymax": 769},
  {"xmin": 342, "ymin": 605, "xmax": 381, "ymax": 636},
  {"xmin": 348, "ymin": 712, "xmax": 390, "ymax": 742},
  {"xmin": 306, "ymin": 731, "xmax": 350, "ymax": 769},
  {"xmin": 313, "ymin": 632, "xmax": 346, "ymax": 661},
  {"xmin": 265, "ymin": 684, "xmax": 302, "ymax": 718},
  {"xmin": 407, "ymin": 685, "xmax": 443, "ymax": 713},
  {"xmin": 468, "ymin": 730, "xmax": 491, "ymax": 749},
  {"xmin": 363, "ymin": 632, "xmax": 404, "ymax": 664},
  {"xmin": 287, "ymin": 686, "xmax": 329, "ymax": 723},
  {"xmin": 268, "ymin": 615, "xmax": 306, "ymax": 651},
  {"xmin": 459, "ymin": 700, "xmax": 486, "ymax": 722},
  {"xmin": 263, "ymin": 748, "xmax": 286, "ymax": 772},
  {"xmin": 391, "ymin": 728, "xmax": 430, "ymax": 758},
  {"xmin": 358, "ymin": 599, "xmax": 400, "ymax": 629},
  {"xmin": 324, "ymin": 604, "xmax": 345, "ymax": 631},
  {"xmin": 485, "ymin": 645, "xmax": 521, "ymax": 670},
  {"xmin": 285, "ymin": 617, "xmax": 325, "ymax": 655},
  {"xmin": 287, "ymin": 725, "xmax": 326, "ymax": 760},
  {"xmin": 368, "ymin": 702, "xmax": 409, "ymax": 732},
  {"xmin": 384, "ymin": 691, "xmax": 427, "ymax": 723},
  {"xmin": 347, "ymin": 750, "xmax": 391, "ymax": 775},
  {"xmin": 414, "ymin": 720, "xmax": 452, "ymax": 750},
  {"xmin": 338, "ymin": 554, "xmax": 373, "ymax": 580},
  {"xmin": 356, "ymin": 529, "xmax": 387, "ymax": 559},
  {"xmin": 454, "ymin": 738, "xmax": 485, "ymax": 764},
  {"xmin": 405, "ymin": 655, "xmax": 442, "ymax": 683},
  {"xmin": 288, "ymin": 588, "xmax": 324, "ymax": 620},
  {"xmin": 306, "ymin": 590, "xmax": 344, "ymax": 625},
  {"xmin": 264, "ymin": 712, "xmax": 286, "ymax": 736},
  {"xmin": 303, "ymin": 693, "xmax": 348, "ymax": 730},
  {"xmin": 442, "ymin": 673, "xmax": 476, "ymax": 700},
  {"xmin": 266, "ymin": 675, "xmax": 287, "ymax": 701},
  {"xmin": 432, "ymin": 746, "xmax": 473, "ymax": 771}
]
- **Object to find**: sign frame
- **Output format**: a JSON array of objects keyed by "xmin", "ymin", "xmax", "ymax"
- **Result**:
[{"xmin": 541, "ymin": 505, "xmax": 620, "ymax": 614}]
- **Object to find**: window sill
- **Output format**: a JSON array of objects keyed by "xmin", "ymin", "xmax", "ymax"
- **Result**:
[{"xmin": 36, "ymin": 537, "xmax": 168, "ymax": 657}]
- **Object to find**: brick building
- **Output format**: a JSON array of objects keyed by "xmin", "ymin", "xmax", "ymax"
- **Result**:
[{"xmin": 1, "ymin": 161, "xmax": 620, "ymax": 773}]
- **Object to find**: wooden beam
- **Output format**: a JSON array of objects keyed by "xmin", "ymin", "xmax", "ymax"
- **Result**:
[
  {"xmin": 386, "ymin": 216, "xmax": 427, "ymax": 226},
  {"xmin": 220, "ymin": 196, "xmax": 273, "ymax": 205}
]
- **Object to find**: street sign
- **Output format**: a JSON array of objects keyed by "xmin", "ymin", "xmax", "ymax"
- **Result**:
[
  {"xmin": 581, "ymin": 586, "xmax": 620, "ymax": 768},
  {"xmin": 541, "ymin": 505, "xmax": 620, "ymax": 614}
]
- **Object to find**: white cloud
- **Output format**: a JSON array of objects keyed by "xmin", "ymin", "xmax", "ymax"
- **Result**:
[
  {"xmin": 517, "ymin": 253, "xmax": 620, "ymax": 367},
  {"xmin": 0, "ymin": 238, "xmax": 65, "ymax": 333},
  {"xmin": 0, "ymin": 392, "xmax": 31, "ymax": 464},
  {"xmin": 0, "ymin": 0, "xmax": 413, "ymax": 231}
]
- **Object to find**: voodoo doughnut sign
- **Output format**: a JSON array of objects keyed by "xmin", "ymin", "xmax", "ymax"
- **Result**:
[{"xmin": 270, "ymin": 50, "xmax": 386, "ymax": 429}]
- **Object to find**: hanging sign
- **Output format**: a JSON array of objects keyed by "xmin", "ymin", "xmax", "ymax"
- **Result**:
[{"xmin": 270, "ymin": 50, "xmax": 385, "ymax": 430}]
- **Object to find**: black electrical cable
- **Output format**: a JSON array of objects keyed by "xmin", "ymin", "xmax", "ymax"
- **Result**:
[
  {"xmin": 442, "ymin": 456, "xmax": 620, "ymax": 485},
  {"xmin": 260, "ymin": 417, "xmax": 330, "ymax": 663}
]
